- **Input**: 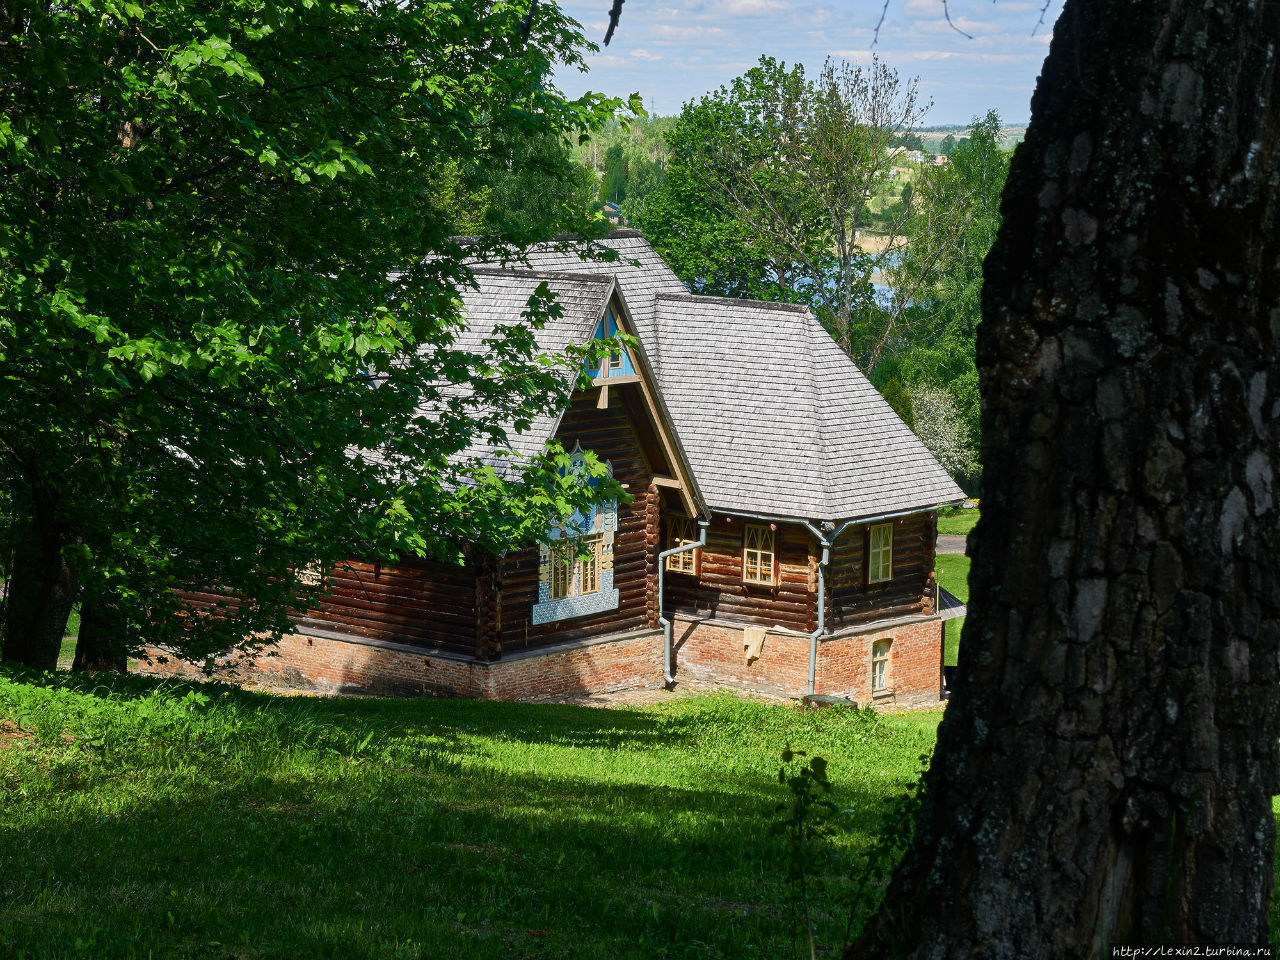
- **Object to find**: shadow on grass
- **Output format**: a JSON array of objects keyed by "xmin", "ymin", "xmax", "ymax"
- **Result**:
[{"xmin": 0, "ymin": 667, "xmax": 911, "ymax": 960}]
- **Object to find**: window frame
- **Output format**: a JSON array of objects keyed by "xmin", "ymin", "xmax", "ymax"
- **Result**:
[
  {"xmin": 871, "ymin": 638, "xmax": 892, "ymax": 693},
  {"xmin": 868, "ymin": 523, "xmax": 894, "ymax": 584},
  {"xmin": 742, "ymin": 523, "xmax": 777, "ymax": 586},
  {"xmin": 577, "ymin": 533, "xmax": 603, "ymax": 595},
  {"xmin": 665, "ymin": 515, "xmax": 699, "ymax": 574},
  {"xmin": 549, "ymin": 534, "xmax": 604, "ymax": 600}
]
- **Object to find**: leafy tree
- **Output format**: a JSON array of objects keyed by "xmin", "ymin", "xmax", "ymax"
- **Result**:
[
  {"xmin": 892, "ymin": 132, "xmax": 925, "ymax": 152},
  {"xmin": 885, "ymin": 110, "xmax": 1010, "ymax": 487},
  {"xmin": 938, "ymin": 133, "xmax": 956, "ymax": 156},
  {"xmin": 0, "ymin": 0, "xmax": 629, "ymax": 670},
  {"xmin": 628, "ymin": 56, "xmax": 926, "ymax": 371},
  {"xmin": 850, "ymin": 0, "xmax": 1280, "ymax": 952},
  {"xmin": 599, "ymin": 142, "xmax": 628, "ymax": 205},
  {"xmin": 905, "ymin": 383, "xmax": 976, "ymax": 480},
  {"xmin": 625, "ymin": 87, "xmax": 814, "ymax": 303},
  {"xmin": 473, "ymin": 127, "xmax": 600, "ymax": 237}
]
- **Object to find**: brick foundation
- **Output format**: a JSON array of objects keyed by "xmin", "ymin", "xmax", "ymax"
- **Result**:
[
  {"xmin": 139, "ymin": 616, "xmax": 943, "ymax": 709},
  {"xmin": 140, "ymin": 628, "xmax": 666, "ymax": 701},
  {"xmin": 671, "ymin": 616, "xmax": 944, "ymax": 709}
]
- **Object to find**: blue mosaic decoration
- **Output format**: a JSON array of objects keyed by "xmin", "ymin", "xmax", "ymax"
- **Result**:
[
  {"xmin": 532, "ymin": 448, "xmax": 619, "ymax": 624},
  {"xmin": 531, "ymin": 569, "xmax": 617, "ymax": 625}
]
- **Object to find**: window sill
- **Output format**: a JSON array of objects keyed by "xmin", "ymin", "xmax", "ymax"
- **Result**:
[
  {"xmin": 872, "ymin": 689, "xmax": 895, "ymax": 699},
  {"xmin": 531, "ymin": 586, "xmax": 620, "ymax": 625}
]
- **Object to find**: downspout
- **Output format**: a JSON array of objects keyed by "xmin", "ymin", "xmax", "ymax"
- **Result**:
[
  {"xmin": 800, "ymin": 519, "xmax": 858, "ymax": 697},
  {"xmin": 659, "ymin": 517, "xmax": 709, "ymax": 687}
]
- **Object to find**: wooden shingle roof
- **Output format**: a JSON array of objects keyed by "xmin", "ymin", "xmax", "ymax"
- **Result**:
[{"xmin": 490, "ymin": 232, "xmax": 964, "ymax": 523}]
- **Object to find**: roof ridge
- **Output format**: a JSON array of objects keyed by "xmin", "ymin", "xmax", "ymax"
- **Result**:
[
  {"xmin": 808, "ymin": 319, "xmax": 839, "ymax": 520},
  {"xmin": 654, "ymin": 292, "xmax": 812, "ymax": 314},
  {"xmin": 468, "ymin": 266, "xmax": 615, "ymax": 284},
  {"xmin": 546, "ymin": 228, "xmax": 646, "ymax": 242}
]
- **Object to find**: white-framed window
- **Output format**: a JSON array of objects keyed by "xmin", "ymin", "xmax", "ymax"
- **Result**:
[
  {"xmin": 868, "ymin": 523, "xmax": 893, "ymax": 583},
  {"xmin": 871, "ymin": 639, "xmax": 891, "ymax": 693},
  {"xmin": 742, "ymin": 524, "xmax": 776, "ymax": 585},
  {"xmin": 608, "ymin": 349, "xmax": 624, "ymax": 371},
  {"xmin": 666, "ymin": 516, "xmax": 698, "ymax": 573}
]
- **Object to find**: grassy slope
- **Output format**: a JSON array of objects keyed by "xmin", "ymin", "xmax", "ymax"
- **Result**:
[
  {"xmin": 0, "ymin": 672, "xmax": 940, "ymax": 960},
  {"xmin": 936, "ymin": 507, "xmax": 979, "ymax": 537},
  {"xmin": 935, "ymin": 553, "xmax": 971, "ymax": 668}
]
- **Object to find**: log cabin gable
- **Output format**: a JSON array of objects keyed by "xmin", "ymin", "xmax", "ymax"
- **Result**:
[{"xmin": 577, "ymin": 287, "xmax": 701, "ymax": 518}]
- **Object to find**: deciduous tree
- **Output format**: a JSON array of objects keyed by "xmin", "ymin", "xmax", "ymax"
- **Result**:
[
  {"xmin": 630, "ymin": 55, "xmax": 926, "ymax": 368},
  {"xmin": 0, "ymin": 0, "xmax": 627, "ymax": 670}
]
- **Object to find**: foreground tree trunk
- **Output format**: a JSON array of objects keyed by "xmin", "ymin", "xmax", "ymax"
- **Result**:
[
  {"xmin": 72, "ymin": 598, "xmax": 126, "ymax": 673},
  {"xmin": 1, "ymin": 510, "xmax": 76, "ymax": 671},
  {"xmin": 850, "ymin": 2, "xmax": 1280, "ymax": 955}
]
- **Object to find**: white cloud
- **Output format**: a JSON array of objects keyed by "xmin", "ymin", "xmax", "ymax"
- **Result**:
[
  {"xmin": 650, "ymin": 23, "xmax": 727, "ymax": 40},
  {"xmin": 715, "ymin": 0, "xmax": 790, "ymax": 13},
  {"xmin": 557, "ymin": 0, "xmax": 1055, "ymax": 124}
]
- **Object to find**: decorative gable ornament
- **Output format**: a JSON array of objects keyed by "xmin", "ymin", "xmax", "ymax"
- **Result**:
[{"xmin": 582, "ymin": 309, "xmax": 635, "ymax": 378}]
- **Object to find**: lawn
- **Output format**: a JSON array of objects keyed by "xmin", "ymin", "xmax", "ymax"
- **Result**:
[
  {"xmin": 936, "ymin": 505, "xmax": 979, "ymax": 537},
  {"xmin": 935, "ymin": 554, "xmax": 970, "ymax": 668},
  {"xmin": 0, "ymin": 670, "xmax": 940, "ymax": 960}
]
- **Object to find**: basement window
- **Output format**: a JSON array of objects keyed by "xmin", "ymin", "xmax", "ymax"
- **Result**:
[
  {"xmin": 871, "ymin": 639, "xmax": 891, "ymax": 693},
  {"xmin": 742, "ymin": 524, "xmax": 776, "ymax": 585}
]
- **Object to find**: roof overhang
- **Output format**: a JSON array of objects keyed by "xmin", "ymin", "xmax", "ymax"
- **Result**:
[{"xmin": 712, "ymin": 499, "xmax": 966, "ymax": 539}]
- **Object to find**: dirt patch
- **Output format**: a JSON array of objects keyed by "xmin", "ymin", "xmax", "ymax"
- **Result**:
[{"xmin": 0, "ymin": 720, "xmax": 34, "ymax": 750}]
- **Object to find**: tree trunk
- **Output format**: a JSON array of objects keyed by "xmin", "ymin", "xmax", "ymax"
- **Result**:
[
  {"xmin": 1, "ymin": 511, "xmax": 76, "ymax": 671},
  {"xmin": 72, "ymin": 597, "xmax": 126, "ymax": 673},
  {"xmin": 850, "ymin": 2, "xmax": 1280, "ymax": 956}
]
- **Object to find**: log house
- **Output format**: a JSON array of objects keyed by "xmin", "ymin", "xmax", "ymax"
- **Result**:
[{"xmin": 156, "ymin": 234, "xmax": 965, "ymax": 707}]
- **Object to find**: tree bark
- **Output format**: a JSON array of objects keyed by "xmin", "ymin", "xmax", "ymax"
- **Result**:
[
  {"xmin": 72, "ymin": 597, "xmax": 126, "ymax": 673},
  {"xmin": 850, "ymin": 2, "xmax": 1280, "ymax": 955},
  {"xmin": 1, "ymin": 511, "xmax": 76, "ymax": 671}
]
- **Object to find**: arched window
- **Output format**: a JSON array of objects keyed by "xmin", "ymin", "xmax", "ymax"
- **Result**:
[{"xmin": 871, "ymin": 639, "xmax": 892, "ymax": 693}]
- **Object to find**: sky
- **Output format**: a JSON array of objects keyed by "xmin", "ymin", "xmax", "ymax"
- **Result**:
[{"xmin": 552, "ymin": 0, "xmax": 1065, "ymax": 127}]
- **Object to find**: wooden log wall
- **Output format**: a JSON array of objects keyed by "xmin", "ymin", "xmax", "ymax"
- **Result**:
[
  {"xmin": 496, "ymin": 390, "xmax": 659, "ymax": 651},
  {"xmin": 826, "ymin": 512, "xmax": 936, "ymax": 630},
  {"xmin": 664, "ymin": 517, "xmax": 818, "ymax": 632},
  {"xmin": 293, "ymin": 557, "xmax": 478, "ymax": 655}
]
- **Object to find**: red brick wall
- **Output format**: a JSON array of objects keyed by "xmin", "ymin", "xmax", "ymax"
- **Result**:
[
  {"xmin": 486, "ymin": 633, "xmax": 663, "ymax": 700},
  {"xmin": 140, "ymin": 629, "xmax": 664, "ymax": 701},
  {"xmin": 670, "ymin": 616, "xmax": 943, "ymax": 708},
  {"xmin": 139, "ymin": 616, "xmax": 942, "ymax": 709}
]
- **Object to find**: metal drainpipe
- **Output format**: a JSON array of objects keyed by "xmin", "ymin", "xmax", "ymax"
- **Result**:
[
  {"xmin": 659, "ymin": 517, "xmax": 709, "ymax": 687},
  {"xmin": 800, "ymin": 519, "xmax": 858, "ymax": 697}
]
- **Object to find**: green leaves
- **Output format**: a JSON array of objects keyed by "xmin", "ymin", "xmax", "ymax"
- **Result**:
[{"xmin": 0, "ymin": 0, "xmax": 623, "ymax": 661}]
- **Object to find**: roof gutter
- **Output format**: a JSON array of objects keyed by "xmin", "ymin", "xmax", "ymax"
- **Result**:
[
  {"xmin": 717, "ymin": 501, "xmax": 963, "ymax": 529},
  {"xmin": 659, "ymin": 517, "xmax": 709, "ymax": 687}
]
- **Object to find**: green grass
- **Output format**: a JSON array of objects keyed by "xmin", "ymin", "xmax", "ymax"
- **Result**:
[
  {"xmin": 0, "ymin": 670, "xmax": 941, "ymax": 959},
  {"xmin": 935, "ymin": 553, "xmax": 971, "ymax": 667},
  {"xmin": 936, "ymin": 506, "xmax": 979, "ymax": 537}
]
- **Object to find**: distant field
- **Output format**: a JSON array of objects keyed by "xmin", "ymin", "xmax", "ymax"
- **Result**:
[{"xmin": 0, "ymin": 672, "xmax": 941, "ymax": 959}]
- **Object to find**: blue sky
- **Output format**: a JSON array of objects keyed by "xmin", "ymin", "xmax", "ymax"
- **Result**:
[{"xmin": 552, "ymin": 0, "xmax": 1064, "ymax": 126}]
